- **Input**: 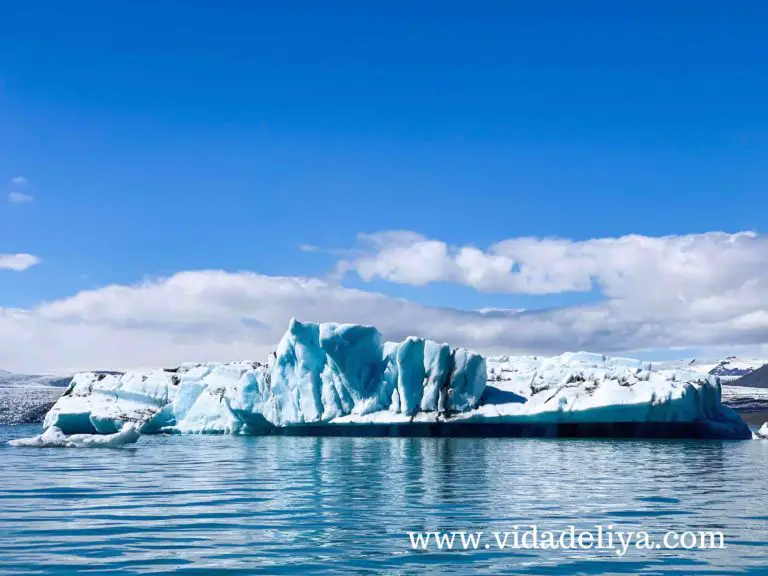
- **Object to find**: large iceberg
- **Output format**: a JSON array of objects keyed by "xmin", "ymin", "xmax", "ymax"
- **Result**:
[
  {"xmin": 37, "ymin": 320, "xmax": 751, "ymax": 440},
  {"xmin": 43, "ymin": 319, "xmax": 486, "ymax": 436}
]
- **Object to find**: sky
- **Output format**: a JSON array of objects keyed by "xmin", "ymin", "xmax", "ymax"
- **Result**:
[{"xmin": 1, "ymin": 1, "xmax": 768, "ymax": 372}]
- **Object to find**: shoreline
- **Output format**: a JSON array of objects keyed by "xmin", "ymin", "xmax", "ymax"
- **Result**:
[{"xmin": 735, "ymin": 409, "xmax": 768, "ymax": 426}]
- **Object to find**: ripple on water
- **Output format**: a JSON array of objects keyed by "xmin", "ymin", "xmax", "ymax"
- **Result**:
[{"xmin": 0, "ymin": 424, "xmax": 767, "ymax": 575}]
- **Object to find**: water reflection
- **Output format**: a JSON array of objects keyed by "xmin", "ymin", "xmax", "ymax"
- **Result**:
[{"xmin": 0, "ymin": 425, "xmax": 766, "ymax": 575}]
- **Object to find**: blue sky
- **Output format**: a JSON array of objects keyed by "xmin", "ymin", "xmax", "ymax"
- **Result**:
[{"xmin": 1, "ymin": 2, "xmax": 768, "ymax": 371}]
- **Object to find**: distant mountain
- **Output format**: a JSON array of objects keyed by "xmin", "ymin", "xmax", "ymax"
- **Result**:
[
  {"xmin": 729, "ymin": 364, "xmax": 768, "ymax": 389},
  {"xmin": 0, "ymin": 369, "xmax": 72, "ymax": 389},
  {"xmin": 706, "ymin": 357, "xmax": 768, "ymax": 382},
  {"xmin": 657, "ymin": 356, "xmax": 768, "ymax": 383},
  {"xmin": 0, "ymin": 370, "xmax": 73, "ymax": 425}
]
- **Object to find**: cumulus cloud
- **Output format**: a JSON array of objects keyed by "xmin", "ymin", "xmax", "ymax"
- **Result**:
[
  {"xmin": 336, "ymin": 230, "xmax": 768, "ymax": 319},
  {"xmin": 1, "ymin": 263, "xmax": 768, "ymax": 373},
  {"xmin": 330, "ymin": 229, "xmax": 768, "ymax": 353},
  {"xmin": 0, "ymin": 253, "xmax": 41, "ymax": 271},
  {"xmin": 10, "ymin": 176, "xmax": 27, "ymax": 185},
  {"xmin": 337, "ymin": 230, "xmax": 764, "ymax": 296},
  {"xmin": 8, "ymin": 192, "xmax": 34, "ymax": 204}
]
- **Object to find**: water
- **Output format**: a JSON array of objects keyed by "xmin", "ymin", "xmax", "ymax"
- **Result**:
[{"xmin": 1, "ymin": 424, "xmax": 766, "ymax": 575}]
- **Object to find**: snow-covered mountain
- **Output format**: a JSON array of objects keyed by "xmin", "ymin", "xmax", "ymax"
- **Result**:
[
  {"xmin": 655, "ymin": 356, "xmax": 768, "ymax": 383},
  {"xmin": 0, "ymin": 370, "xmax": 72, "ymax": 389},
  {"xmin": 704, "ymin": 357, "xmax": 768, "ymax": 381}
]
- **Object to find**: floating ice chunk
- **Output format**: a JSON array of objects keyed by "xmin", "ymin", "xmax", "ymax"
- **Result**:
[
  {"xmin": 754, "ymin": 423, "xmax": 768, "ymax": 439},
  {"xmin": 8, "ymin": 424, "xmax": 140, "ymax": 448}
]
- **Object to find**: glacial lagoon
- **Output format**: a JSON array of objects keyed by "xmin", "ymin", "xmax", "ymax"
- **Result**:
[{"xmin": 1, "ymin": 424, "xmax": 766, "ymax": 575}]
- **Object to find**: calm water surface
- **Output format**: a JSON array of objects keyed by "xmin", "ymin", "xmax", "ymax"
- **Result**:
[{"xmin": 1, "ymin": 424, "xmax": 766, "ymax": 575}]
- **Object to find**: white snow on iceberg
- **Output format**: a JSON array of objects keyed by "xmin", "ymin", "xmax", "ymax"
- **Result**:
[
  {"xmin": 39, "ymin": 319, "xmax": 752, "ymax": 439},
  {"xmin": 474, "ymin": 353, "xmax": 748, "ymax": 433}
]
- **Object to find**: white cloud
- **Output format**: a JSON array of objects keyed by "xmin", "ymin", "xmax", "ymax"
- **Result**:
[
  {"xmin": 1, "ymin": 264, "xmax": 768, "ymax": 374},
  {"xmin": 328, "ymin": 229, "xmax": 768, "ymax": 353},
  {"xmin": 336, "ymin": 230, "xmax": 768, "ymax": 321},
  {"xmin": 338, "ymin": 230, "xmax": 766, "ymax": 297},
  {"xmin": 8, "ymin": 192, "xmax": 34, "ymax": 204},
  {"xmin": 11, "ymin": 176, "xmax": 28, "ymax": 185},
  {"xmin": 0, "ymin": 253, "xmax": 41, "ymax": 271}
]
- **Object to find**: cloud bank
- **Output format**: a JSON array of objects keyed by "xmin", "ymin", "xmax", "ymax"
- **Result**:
[
  {"xmin": 1, "ymin": 228, "xmax": 767, "ymax": 373},
  {"xmin": 1, "ymin": 230, "xmax": 767, "ymax": 373},
  {"xmin": 335, "ymin": 230, "xmax": 768, "ymax": 328}
]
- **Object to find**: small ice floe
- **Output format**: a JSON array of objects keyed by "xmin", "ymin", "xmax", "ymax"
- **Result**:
[
  {"xmin": 8, "ymin": 424, "xmax": 140, "ymax": 448},
  {"xmin": 753, "ymin": 422, "xmax": 768, "ymax": 440}
]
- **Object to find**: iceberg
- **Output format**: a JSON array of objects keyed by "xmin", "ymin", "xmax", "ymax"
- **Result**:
[
  {"xmin": 754, "ymin": 423, "xmax": 768, "ymax": 440},
  {"xmin": 43, "ymin": 319, "xmax": 486, "ymax": 435},
  {"xmin": 8, "ymin": 424, "xmax": 140, "ymax": 448},
  {"xmin": 36, "ymin": 319, "xmax": 751, "ymax": 440}
]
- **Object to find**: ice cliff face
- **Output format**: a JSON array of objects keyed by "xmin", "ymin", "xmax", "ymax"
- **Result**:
[
  {"xmin": 44, "ymin": 319, "xmax": 486, "ymax": 435},
  {"xmin": 39, "ymin": 321, "xmax": 751, "ymax": 439}
]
